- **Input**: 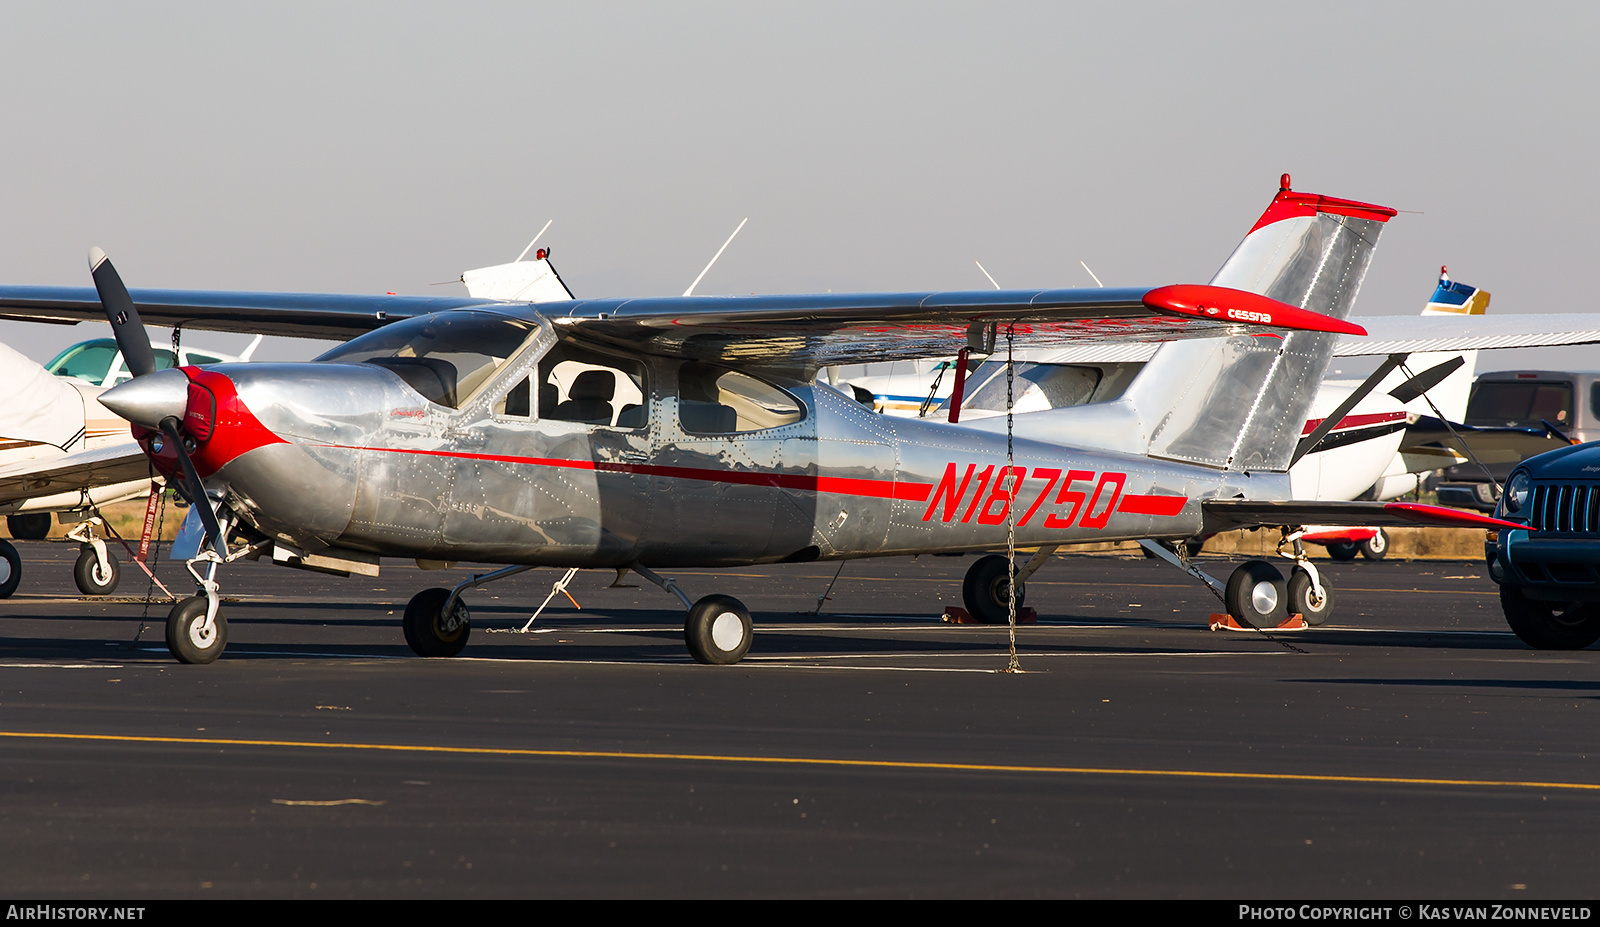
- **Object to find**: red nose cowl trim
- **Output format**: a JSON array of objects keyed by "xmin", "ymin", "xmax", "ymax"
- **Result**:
[{"xmin": 180, "ymin": 367, "xmax": 287, "ymax": 477}]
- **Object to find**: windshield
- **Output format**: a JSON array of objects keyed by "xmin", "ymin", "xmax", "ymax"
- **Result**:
[
  {"xmin": 316, "ymin": 311, "xmax": 538, "ymax": 409},
  {"xmin": 1464, "ymin": 380, "xmax": 1574, "ymax": 429},
  {"xmin": 45, "ymin": 338, "xmax": 178, "ymax": 385}
]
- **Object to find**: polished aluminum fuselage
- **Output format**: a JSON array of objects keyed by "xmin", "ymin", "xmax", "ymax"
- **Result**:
[{"xmin": 203, "ymin": 313, "xmax": 1279, "ymax": 572}]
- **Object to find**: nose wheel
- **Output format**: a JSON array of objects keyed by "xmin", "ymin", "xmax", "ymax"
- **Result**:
[{"xmin": 166, "ymin": 595, "xmax": 229, "ymax": 664}]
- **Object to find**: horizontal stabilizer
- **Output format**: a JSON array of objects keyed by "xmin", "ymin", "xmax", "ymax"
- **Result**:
[{"xmin": 1202, "ymin": 499, "xmax": 1526, "ymax": 533}]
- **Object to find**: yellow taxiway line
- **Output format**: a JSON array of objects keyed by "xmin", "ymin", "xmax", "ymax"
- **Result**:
[{"xmin": 2, "ymin": 729, "xmax": 1596, "ymax": 793}]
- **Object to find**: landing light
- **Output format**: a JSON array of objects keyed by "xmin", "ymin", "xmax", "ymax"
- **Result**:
[{"xmin": 1505, "ymin": 471, "xmax": 1530, "ymax": 513}]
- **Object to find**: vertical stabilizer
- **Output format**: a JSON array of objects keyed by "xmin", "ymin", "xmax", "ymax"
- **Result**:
[
  {"xmin": 461, "ymin": 252, "xmax": 574, "ymax": 303},
  {"xmin": 1121, "ymin": 175, "xmax": 1397, "ymax": 471}
]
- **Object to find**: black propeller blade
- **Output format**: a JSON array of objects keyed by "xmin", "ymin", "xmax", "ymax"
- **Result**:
[
  {"xmin": 88, "ymin": 247, "xmax": 158, "ymax": 378},
  {"xmin": 159, "ymin": 417, "xmax": 230, "ymax": 560},
  {"xmin": 89, "ymin": 248, "xmax": 228, "ymax": 560}
]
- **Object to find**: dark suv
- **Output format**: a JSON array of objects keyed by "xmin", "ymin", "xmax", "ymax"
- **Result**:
[
  {"xmin": 1486, "ymin": 440, "xmax": 1600, "ymax": 649},
  {"xmin": 1434, "ymin": 371, "xmax": 1595, "ymax": 512}
]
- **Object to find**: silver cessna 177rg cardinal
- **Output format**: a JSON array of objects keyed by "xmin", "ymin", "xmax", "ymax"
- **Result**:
[{"xmin": 0, "ymin": 177, "xmax": 1532, "ymax": 664}]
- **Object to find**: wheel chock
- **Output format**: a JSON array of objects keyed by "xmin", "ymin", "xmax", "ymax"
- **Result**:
[
  {"xmin": 1208, "ymin": 613, "xmax": 1308, "ymax": 631},
  {"xmin": 942, "ymin": 606, "xmax": 1037, "ymax": 625}
]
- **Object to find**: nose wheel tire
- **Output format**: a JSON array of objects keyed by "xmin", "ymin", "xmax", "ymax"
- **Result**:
[
  {"xmin": 404, "ymin": 587, "xmax": 471, "ymax": 657},
  {"xmin": 1288, "ymin": 569, "xmax": 1334, "ymax": 626},
  {"xmin": 0, "ymin": 539, "xmax": 19, "ymax": 599},
  {"xmin": 73, "ymin": 546, "xmax": 121, "ymax": 596},
  {"xmin": 962, "ymin": 554, "xmax": 1026, "ymax": 625},
  {"xmin": 1224, "ymin": 560, "xmax": 1287, "ymax": 628},
  {"xmin": 166, "ymin": 595, "xmax": 228, "ymax": 664},
  {"xmin": 1499, "ymin": 585, "xmax": 1600, "ymax": 650},
  {"xmin": 685, "ymin": 594, "xmax": 753, "ymax": 665}
]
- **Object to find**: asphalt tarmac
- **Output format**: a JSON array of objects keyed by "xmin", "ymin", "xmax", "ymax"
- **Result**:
[{"xmin": 3, "ymin": 541, "xmax": 1598, "ymax": 899}]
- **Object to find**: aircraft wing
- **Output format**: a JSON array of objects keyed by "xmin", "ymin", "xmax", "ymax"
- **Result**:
[
  {"xmin": 546, "ymin": 285, "xmax": 1364, "ymax": 366},
  {"xmin": 0, "ymin": 286, "xmax": 503, "ymax": 340},
  {"xmin": 0, "ymin": 283, "xmax": 1363, "ymax": 364},
  {"xmin": 1202, "ymin": 499, "xmax": 1524, "ymax": 533},
  {"xmin": 1006, "ymin": 313, "xmax": 1600, "ymax": 365},
  {"xmin": 1331, "ymin": 314, "xmax": 1600, "ymax": 356},
  {"xmin": 0, "ymin": 442, "xmax": 152, "ymax": 507}
]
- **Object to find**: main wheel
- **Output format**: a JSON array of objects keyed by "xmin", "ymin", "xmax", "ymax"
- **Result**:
[
  {"xmin": 962, "ymin": 554, "xmax": 1026, "ymax": 624},
  {"xmin": 166, "ymin": 595, "xmax": 228, "ymax": 664},
  {"xmin": 1499, "ymin": 585, "xmax": 1600, "ymax": 650},
  {"xmin": 6, "ymin": 513, "xmax": 50, "ymax": 541},
  {"xmin": 1224, "ymin": 560, "xmax": 1287, "ymax": 628},
  {"xmin": 73, "ymin": 546, "xmax": 121, "ymax": 596},
  {"xmin": 0, "ymin": 539, "xmax": 19, "ymax": 598},
  {"xmin": 1359, "ymin": 528, "xmax": 1389, "ymax": 561},
  {"xmin": 685, "ymin": 594, "xmax": 753, "ymax": 665},
  {"xmin": 403, "ymin": 587, "xmax": 471, "ymax": 657},
  {"xmin": 1288, "ymin": 569, "xmax": 1334, "ymax": 626},
  {"xmin": 1325, "ymin": 541, "xmax": 1359, "ymax": 562}
]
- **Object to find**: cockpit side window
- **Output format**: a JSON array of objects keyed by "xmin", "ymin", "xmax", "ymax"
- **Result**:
[
  {"xmin": 678, "ymin": 363, "xmax": 804, "ymax": 434},
  {"xmin": 315, "ymin": 311, "xmax": 538, "ymax": 410},
  {"xmin": 534, "ymin": 342, "xmax": 648, "ymax": 429}
]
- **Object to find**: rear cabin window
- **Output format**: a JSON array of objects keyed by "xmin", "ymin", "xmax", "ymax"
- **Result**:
[
  {"xmin": 678, "ymin": 363, "xmax": 804, "ymax": 434},
  {"xmin": 1464, "ymin": 381, "xmax": 1574, "ymax": 428},
  {"xmin": 962, "ymin": 362, "xmax": 1102, "ymax": 415}
]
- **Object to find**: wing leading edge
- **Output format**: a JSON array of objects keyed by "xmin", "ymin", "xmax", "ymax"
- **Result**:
[
  {"xmin": 0, "ymin": 283, "xmax": 1363, "ymax": 366},
  {"xmin": 546, "ymin": 284, "xmax": 1363, "ymax": 367}
]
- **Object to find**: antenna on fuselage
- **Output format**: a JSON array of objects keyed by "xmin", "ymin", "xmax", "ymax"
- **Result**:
[
  {"xmin": 683, "ymin": 218, "xmax": 748, "ymax": 297},
  {"xmin": 975, "ymin": 261, "xmax": 1001, "ymax": 290},
  {"xmin": 1080, "ymin": 261, "xmax": 1104, "ymax": 287}
]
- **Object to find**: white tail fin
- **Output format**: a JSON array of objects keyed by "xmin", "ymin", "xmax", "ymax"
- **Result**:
[
  {"xmin": 461, "ymin": 252, "xmax": 574, "ymax": 303},
  {"xmin": 1119, "ymin": 175, "xmax": 1397, "ymax": 471}
]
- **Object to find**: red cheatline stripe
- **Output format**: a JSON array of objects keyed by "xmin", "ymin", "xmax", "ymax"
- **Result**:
[
  {"xmin": 1117, "ymin": 494, "xmax": 1188, "ymax": 517},
  {"xmin": 1299, "ymin": 411, "xmax": 1407, "ymax": 436},
  {"xmin": 315, "ymin": 443, "xmax": 936, "ymax": 502}
]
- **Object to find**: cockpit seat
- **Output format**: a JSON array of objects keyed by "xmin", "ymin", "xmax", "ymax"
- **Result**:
[{"xmin": 552, "ymin": 370, "xmax": 615, "ymax": 424}]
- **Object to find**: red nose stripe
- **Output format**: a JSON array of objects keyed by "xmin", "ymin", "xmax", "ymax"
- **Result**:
[{"xmin": 181, "ymin": 368, "xmax": 287, "ymax": 477}]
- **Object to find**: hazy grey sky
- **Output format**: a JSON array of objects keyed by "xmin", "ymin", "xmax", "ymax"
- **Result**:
[{"xmin": 2, "ymin": 2, "xmax": 1596, "ymax": 369}]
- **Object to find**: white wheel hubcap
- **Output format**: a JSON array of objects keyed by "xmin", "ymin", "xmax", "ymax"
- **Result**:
[
  {"xmin": 1251, "ymin": 581, "xmax": 1279, "ymax": 615},
  {"xmin": 0, "ymin": 560, "xmax": 10, "ymax": 584},
  {"xmin": 711, "ymin": 612, "xmax": 744, "ymax": 651},
  {"xmin": 188, "ymin": 620, "xmax": 215, "ymax": 649}
]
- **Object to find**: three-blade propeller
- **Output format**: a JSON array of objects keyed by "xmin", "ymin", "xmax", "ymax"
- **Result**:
[{"xmin": 89, "ymin": 248, "xmax": 229, "ymax": 559}]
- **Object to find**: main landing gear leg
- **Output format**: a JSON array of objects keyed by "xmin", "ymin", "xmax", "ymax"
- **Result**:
[
  {"xmin": 170, "ymin": 553, "xmax": 227, "ymax": 664},
  {"xmin": 66, "ymin": 518, "xmax": 120, "ymax": 596},
  {"xmin": 1139, "ymin": 539, "xmax": 1295, "ymax": 630},
  {"xmin": 632, "ymin": 563, "xmax": 753, "ymax": 665}
]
